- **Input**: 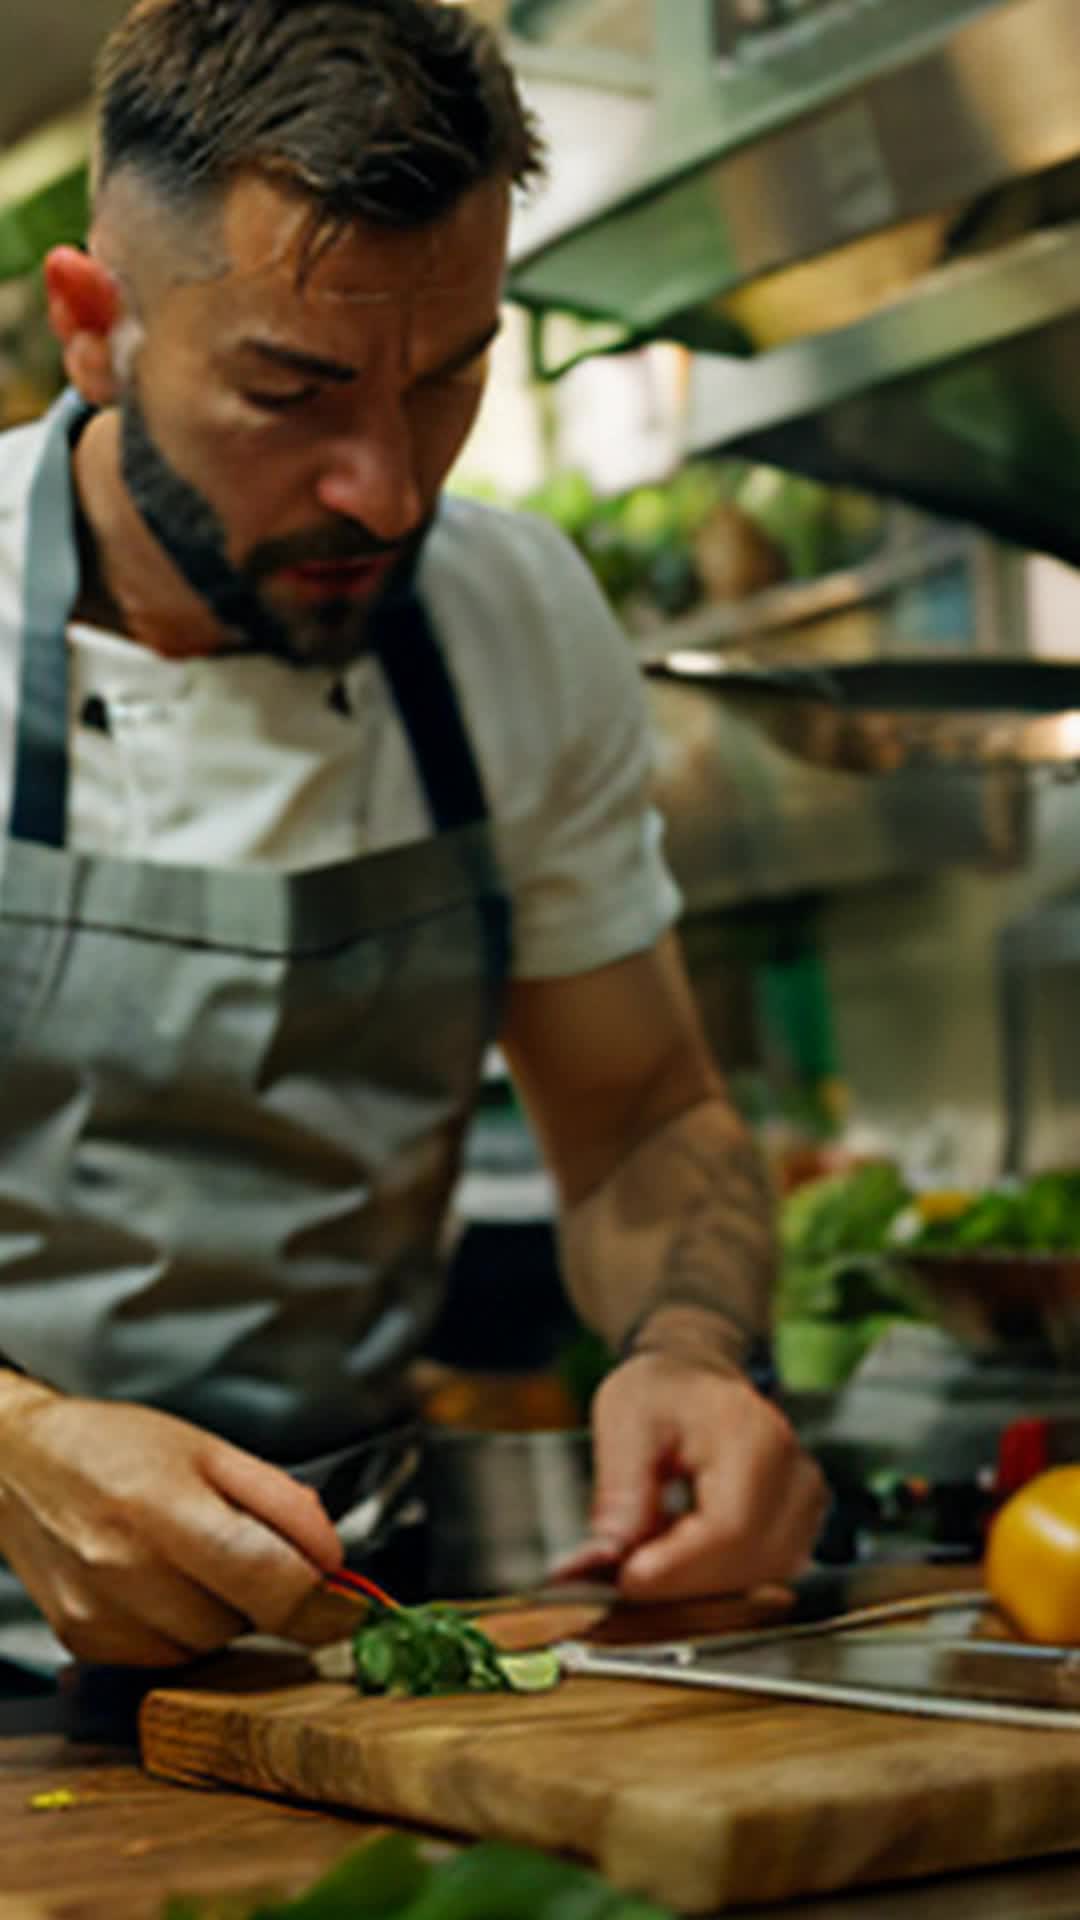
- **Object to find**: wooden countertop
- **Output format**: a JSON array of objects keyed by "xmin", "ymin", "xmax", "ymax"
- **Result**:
[
  {"xmin": 3, "ymin": 1672, "xmax": 1080, "ymax": 1920},
  {"xmin": 0, "ymin": 1682, "xmax": 378, "ymax": 1920}
]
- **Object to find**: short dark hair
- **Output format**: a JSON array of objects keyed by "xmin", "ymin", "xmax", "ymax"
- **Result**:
[{"xmin": 95, "ymin": 0, "xmax": 545, "ymax": 237}]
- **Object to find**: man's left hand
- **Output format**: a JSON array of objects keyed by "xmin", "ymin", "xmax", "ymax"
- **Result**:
[{"xmin": 567, "ymin": 1353, "xmax": 828, "ymax": 1601}]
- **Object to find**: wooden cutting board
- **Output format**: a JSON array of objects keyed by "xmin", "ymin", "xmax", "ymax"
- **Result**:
[{"xmin": 139, "ymin": 1640, "xmax": 1080, "ymax": 1914}]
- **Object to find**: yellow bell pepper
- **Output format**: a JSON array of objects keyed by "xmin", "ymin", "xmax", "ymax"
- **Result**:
[
  {"xmin": 913, "ymin": 1190, "xmax": 975, "ymax": 1226},
  {"xmin": 985, "ymin": 1466, "xmax": 1080, "ymax": 1643}
]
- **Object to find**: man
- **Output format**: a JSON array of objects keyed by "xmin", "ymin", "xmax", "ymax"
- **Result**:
[{"xmin": 0, "ymin": 0, "xmax": 825, "ymax": 1675}]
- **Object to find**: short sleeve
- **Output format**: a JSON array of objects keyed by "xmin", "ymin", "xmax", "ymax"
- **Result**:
[{"xmin": 503, "ymin": 516, "xmax": 683, "ymax": 981}]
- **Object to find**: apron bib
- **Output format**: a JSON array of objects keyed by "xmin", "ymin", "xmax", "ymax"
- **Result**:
[{"xmin": 0, "ymin": 391, "xmax": 511, "ymax": 1470}]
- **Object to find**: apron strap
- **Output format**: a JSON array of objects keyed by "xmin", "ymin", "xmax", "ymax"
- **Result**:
[
  {"xmin": 375, "ymin": 592, "xmax": 491, "ymax": 834},
  {"xmin": 10, "ymin": 401, "xmax": 494, "ymax": 850},
  {"xmin": 375, "ymin": 589, "xmax": 511, "ymax": 987},
  {"xmin": 10, "ymin": 392, "xmax": 89, "ymax": 848}
]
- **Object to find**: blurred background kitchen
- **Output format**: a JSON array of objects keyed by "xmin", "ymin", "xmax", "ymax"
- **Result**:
[{"xmin": 11, "ymin": 0, "xmax": 1080, "ymax": 1589}]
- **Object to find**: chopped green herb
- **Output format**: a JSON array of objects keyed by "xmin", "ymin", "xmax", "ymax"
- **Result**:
[{"xmin": 351, "ymin": 1602, "xmax": 559, "ymax": 1698}]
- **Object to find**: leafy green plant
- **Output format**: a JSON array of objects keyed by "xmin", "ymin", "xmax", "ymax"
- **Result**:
[
  {"xmin": 0, "ymin": 108, "xmax": 92, "ymax": 285},
  {"xmin": 780, "ymin": 1162, "xmax": 911, "ymax": 1275},
  {"xmin": 0, "ymin": 167, "xmax": 89, "ymax": 283},
  {"xmin": 910, "ymin": 1172, "xmax": 1080, "ymax": 1253},
  {"xmin": 164, "ymin": 1833, "xmax": 674, "ymax": 1920},
  {"xmin": 776, "ymin": 1164, "xmax": 918, "ymax": 1390}
]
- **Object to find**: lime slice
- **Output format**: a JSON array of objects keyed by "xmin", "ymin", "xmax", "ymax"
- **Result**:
[{"xmin": 496, "ymin": 1650, "xmax": 561, "ymax": 1694}]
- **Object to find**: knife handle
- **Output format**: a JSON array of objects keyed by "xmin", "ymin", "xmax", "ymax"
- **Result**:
[{"xmin": 278, "ymin": 1582, "xmax": 372, "ymax": 1648}]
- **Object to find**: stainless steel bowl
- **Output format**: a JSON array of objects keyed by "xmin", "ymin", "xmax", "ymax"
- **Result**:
[
  {"xmin": 896, "ymin": 1250, "xmax": 1080, "ymax": 1362},
  {"xmin": 419, "ymin": 1426, "xmax": 592, "ymax": 1599}
]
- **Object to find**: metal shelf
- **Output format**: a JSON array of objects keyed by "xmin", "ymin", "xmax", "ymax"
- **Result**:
[{"xmin": 688, "ymin": 224, "xmax": 1080, "ymax": 568}]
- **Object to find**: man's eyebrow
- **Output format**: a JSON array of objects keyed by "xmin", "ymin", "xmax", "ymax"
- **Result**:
[
  {"xmin": 232, "ymin": 319, "xmax": 501, "ymax": 388},
  {"xmin": 420, "ymin": 319, "xmax": 502, "ymax": 381},
  {"xmin": 239, "ymin": 341, "xmax": 357, "ymax": 383}
]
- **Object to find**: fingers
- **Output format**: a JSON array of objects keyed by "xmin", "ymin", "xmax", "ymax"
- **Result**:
[
  {"xmin": 547, "ymin": 1537, "xmax": 623, "ymax": 1584},
  {"xmin": 52, "ymin": 1605, "xmax": 205, "ymax": 1669},
  {"xmin": 619, "ymin": 1449, "xmax": 827, "ymax": 1601},
  {"xmin": 589, "ymin": 1358, "xmax": 828, "ymax": 1604},
  {"xmin": 574, "ymin": 1367, "xmax": 676, "ymax": 1563},
  {"xmin": 154, "ymin": 1450, "xmax": 342, "ymax": 1638},
  {"xmin": 0, "ymin": 1398, "xmax": 344, "ymax": 1659},
  {"xmin": 2, "ymin": 1505, "xmax": 250, "ymax": 1666},
  {"xmin": 159, "ymin": 1499, "xmax": 323, "ymax": 1638},
  {"xmin": 204, "ymin": 1443, "xmax": 344, "ymax": 1574}
]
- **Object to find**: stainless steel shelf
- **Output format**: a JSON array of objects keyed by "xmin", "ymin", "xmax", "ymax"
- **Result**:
[
  {"xmin": 688, "ymin": 224, "xmax": 1080, "ymax": 567},
  {"xmin": 633, "ymin": 529, "xmax": 975, "ymax": 663},
  {"xmin": 510, "ymin": 0, "xmax": 1080, "ymax": 336}
]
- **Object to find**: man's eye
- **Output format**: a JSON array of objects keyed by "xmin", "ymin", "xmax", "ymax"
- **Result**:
[
  {"xmin": 444, "ymin": 350, "xmax": 492, "ymax": 388},
  {"xmin": 242, "ymin": 386, "xmax": 320, "ymax": 414},
  {"xmin": 416, "ymin": 350, "xmax": 492, "ymax": 395}
]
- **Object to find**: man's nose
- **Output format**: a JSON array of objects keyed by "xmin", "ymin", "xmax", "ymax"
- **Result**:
[{"xmin": 316, "ymin": 411, "xmax": 424, "ymax": 541}]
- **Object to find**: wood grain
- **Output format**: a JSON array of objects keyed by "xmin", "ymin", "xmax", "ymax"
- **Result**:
[
  {"xmin": 140, "ymin": 1645, "xmax": 1080, "ymax": 1914},
  {"xmin": 0, "ymin": 1727, "xmax": 375, "ymax": 1920}
]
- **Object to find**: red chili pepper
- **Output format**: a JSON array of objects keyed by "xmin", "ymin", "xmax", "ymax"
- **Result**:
[{"xmin": 325, "ymin": 1567, "xmax": 402, "ymax": 1611}]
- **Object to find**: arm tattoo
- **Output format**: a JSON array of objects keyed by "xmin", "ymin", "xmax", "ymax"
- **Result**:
[{"xmin": 559, "ymin": 1097, "xmax": 776, "ymax": 1365}]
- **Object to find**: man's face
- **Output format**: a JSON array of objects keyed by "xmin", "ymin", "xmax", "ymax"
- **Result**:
[{"xmin": 109, "ymin": 173, "xmax": 510, "ymax": 667}]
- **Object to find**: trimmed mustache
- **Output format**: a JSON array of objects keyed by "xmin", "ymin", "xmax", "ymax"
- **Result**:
[{"xmin": 247, "ymin": 524, "xmax": 425, "ymax": 581}]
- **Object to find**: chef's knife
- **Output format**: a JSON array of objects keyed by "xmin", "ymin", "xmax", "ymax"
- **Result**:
[
  {"xmin": 557, "ymin": 1631, "xmax": 1080, "ymax": 1730},
  {"xmin": 280, "ymin": 1572, "xmax": 621, "ymax": 1650},
  {"xmin": 284, "ymin": 1435, "xmax": 991, "ymax": 1650}
]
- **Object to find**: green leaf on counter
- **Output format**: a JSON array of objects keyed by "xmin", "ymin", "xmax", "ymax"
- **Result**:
[
  {"xmin": 388, "ymin": 1842, "xmax": 672, "ymax": 1920},
  {"xmin": 164, "ymin": 1838, "xmax": 675, "ymax": 1920},
  {"xmin": 254, "ymin": 1833, "xmax": 429, "ymax": 1918}
]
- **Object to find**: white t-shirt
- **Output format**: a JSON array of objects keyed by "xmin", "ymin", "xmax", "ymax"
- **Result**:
[{"xmin": 0, "ymin": 413, "xmax": 681, "ymax": 980}]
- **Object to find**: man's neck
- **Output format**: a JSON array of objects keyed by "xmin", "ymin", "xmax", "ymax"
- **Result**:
[{"xmin": 71, "ymin": 411, "xmax": 227, "ymax": 659}]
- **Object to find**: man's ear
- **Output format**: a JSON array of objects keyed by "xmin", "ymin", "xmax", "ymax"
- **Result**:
[{"xmin": 43, "ymin": 247, "xmax": 124, "ymax": 407}]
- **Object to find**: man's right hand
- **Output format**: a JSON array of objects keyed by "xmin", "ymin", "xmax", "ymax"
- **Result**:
[{"xmin": 0, "ymin": 1378, "xmax": 344, "ymax": 1667}]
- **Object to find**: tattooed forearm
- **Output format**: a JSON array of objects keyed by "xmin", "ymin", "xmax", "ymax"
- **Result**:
[{"xmin": 559, "ymin": 1096, "xmax": 776, "ymax": 1369}]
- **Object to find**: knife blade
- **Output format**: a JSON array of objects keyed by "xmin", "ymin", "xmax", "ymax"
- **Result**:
[
  {"xmin": 557, "ymin": 1631, "xmax": 1080, "ymax": 1730},
  {"xmin": 280, "ymin": 1574, "xmax": 620, "ymax": 1650}
]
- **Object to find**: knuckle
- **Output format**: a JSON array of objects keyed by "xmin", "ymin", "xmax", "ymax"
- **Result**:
[
  {"xmin": 762, "ymin": 1405, "xmax": 802, "ymax": 1461},
  {"xmin": 256, "ymin": 1574, "xmax": 319, "ymax": 1635},
  {"xmin": 809, "ymin": 1466, "xmax": 831, "ymax": 1514},
  {"xmin": 58, "ymin": 1622, "xmax": 105, "ymax": 1662},
  {"xmin": 226, "ymin": 1542, "xmax": 310, "ymax": 1633},
  {"xmin": 50, "ymin": 1591, "xmax": 96, "ymax": 1645},
  {"xmin": 76, "ymin": 1525, "xmax": 144, "ymax": 1579},
  {"xmin": 183, "ymin": 1609, "xmax": 247, "ymax": 1657}
]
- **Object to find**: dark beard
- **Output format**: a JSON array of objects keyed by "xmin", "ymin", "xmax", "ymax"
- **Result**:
[{"xmin": 119, "ymin": 382, "xmax": 427, "ymax": 669}]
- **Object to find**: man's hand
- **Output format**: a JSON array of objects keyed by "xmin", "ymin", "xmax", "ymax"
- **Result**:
[
  {"xmin": 567, "ymin": 1353, "xmax": 828, "ymax": 1602},
  {"xmin": 0, "ymin": 1385, "xmax": 344, "ymax": 1666}
]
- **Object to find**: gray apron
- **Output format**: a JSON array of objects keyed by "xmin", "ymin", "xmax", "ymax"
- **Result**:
[{"xmin": 0, "ymin": 390, "xmax": 511, "ymax": 1665}]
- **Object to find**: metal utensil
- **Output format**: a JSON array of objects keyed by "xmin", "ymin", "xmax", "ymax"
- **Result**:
[
  {"xmin": 558, "ymin": 1628, "xmax": 1080, "ymax": 1730},
  {"xmin": 643, "ymin": 655, "xmax": 1080, "ymax": 775},
  {"xmin": 288, "ymin": 1428, "xmax": 424, "ymax": 1542}
]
